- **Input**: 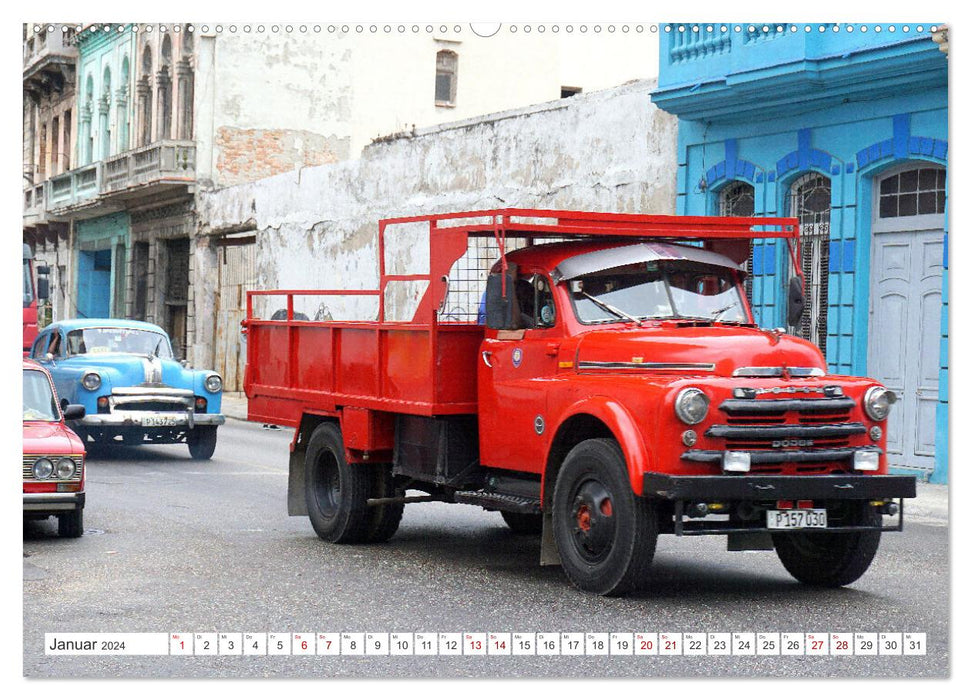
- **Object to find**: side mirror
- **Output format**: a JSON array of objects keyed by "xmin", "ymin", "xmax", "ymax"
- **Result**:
[
  {"xmin": 63, "ymin": 404, "xmax": 86, "ymax": 421},
  {"xmin": 485, "ymin": 270, "xmax": 517, "ymax": 330},
  {"xmin": 37, "ymin": 277, "xmax": 50, "ymax": 300},
  {"xmin": 787, "ymin": 276, "xmax": 805, "ymax": 328},
  {"xmin": 45, "ymin": 352, "xmax": 56, "ymax": 366}
]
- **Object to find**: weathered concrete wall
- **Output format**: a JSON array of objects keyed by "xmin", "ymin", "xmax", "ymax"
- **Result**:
[{"xmin": 193, "ymin": 79, "xmax": 677, "ymax": 366}]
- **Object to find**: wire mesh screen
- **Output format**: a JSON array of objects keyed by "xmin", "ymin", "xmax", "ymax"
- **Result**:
[{"xmin": 438, "ymin": 235, "xmax": 534, "ymax": 323}]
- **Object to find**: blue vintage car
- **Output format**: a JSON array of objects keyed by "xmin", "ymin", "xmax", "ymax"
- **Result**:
[{"xmin": 28, "ymin": 319, "xmax": 225, "ymax": 459}]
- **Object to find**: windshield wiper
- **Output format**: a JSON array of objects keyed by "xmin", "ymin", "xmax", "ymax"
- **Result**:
[
  {"xmin": 581, "ymin": 291, "xmax": 643, "ymax": 325},
  {"xmin": 711, "ymin": 302, "xmax": 739, "ymax": 322}
]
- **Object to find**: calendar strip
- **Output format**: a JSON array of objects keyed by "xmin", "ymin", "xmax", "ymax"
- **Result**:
[{"xmin": 44, "ymin": 632, "xmax": 927, "ymax": 656}]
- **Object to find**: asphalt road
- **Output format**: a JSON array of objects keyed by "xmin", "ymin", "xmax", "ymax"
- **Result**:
[{"xmin": 23, "ymin": 419, "xmax": 949, "ymax": 678}]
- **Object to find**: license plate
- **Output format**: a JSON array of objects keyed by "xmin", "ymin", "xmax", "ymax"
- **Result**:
[
  {"xmin": 766, "ymin": 509, "xmax": 828, "ymax": 530},
  {"xmin": 142, "ymin": 416, "xmax": 179, "ymax": 427}
]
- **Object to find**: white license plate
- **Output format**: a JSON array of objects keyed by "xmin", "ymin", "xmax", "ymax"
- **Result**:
[
  {"xmin": 142, "ymin": 416, "xmax": 179, "ymax": 427},
  {"xmin": 766, "ymin": 509, "xmax": 828, "ymax": 530}
]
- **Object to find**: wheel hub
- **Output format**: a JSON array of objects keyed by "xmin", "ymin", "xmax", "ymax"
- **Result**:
[{"xmin": 570, "ymin": 479, "xmax": 616, "ymax": 563}]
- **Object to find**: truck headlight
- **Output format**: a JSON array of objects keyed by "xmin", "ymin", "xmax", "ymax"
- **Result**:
[
  {"xmin": 55, "ymin": 458, "xmax": 77, "ymax": 479},
  {"xmin": 864, "ymin": 386, "xmax": 896, "ymax": 421},
  {"xmin": 204, "ymin": 374, "xmax": 223, "ymax": 394},
  {"xmin": 82, "ymin": 372, "xmax": 101, "ymax": 391},
  {"xmin": 675, "ymin": 388, "xmax": 709, "ymax": 425},
  {"xmin": 32, "ymin": 458, "xmax": 54, "ymax": 479}
]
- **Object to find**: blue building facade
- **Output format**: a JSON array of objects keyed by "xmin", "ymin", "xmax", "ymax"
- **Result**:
[{"xmin": 652, "ymin": 23, "xmax": 948, "ymax": 482}]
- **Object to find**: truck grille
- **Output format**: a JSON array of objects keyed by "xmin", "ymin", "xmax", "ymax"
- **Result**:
[
  {"xmin": 112, "ymin": 400, "xmax": 188, "ymax": 412},
  {"xmin": 703, "ymin": 396, "xmax": 864, "ymax": 473}
]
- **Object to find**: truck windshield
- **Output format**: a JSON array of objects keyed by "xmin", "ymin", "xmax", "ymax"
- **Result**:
[
  {"xmin": 65, "ymin": 328, "xmax": 174, "ymax": 358},
  {"xmin": 23, "ymin": 259, "xmax": 34, "ymax": 308},
  {"xmin": 23, "ymin": 369, "xmax": 59, "ymax": 421},
  {"xmin": 569, "ymin": 261, "xmax": 747, "ymax": 324}
]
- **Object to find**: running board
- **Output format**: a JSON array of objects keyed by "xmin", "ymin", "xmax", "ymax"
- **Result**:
[{"xmin": 453, "ymin": 490, "xmax": 542, "ymax": 513}]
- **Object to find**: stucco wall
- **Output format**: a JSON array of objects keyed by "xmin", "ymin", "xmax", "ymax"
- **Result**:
[{"xmin": 193, "ymin": 79, "xmax": 677, "ymax": 364}]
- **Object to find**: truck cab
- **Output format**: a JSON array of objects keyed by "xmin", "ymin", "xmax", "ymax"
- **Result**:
[{"xmin": 244, "ymin": 209, "xmax": 915, "ymax": 595}]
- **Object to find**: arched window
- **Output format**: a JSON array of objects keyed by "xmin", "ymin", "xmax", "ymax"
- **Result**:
[
  {"xmin": 176, "ymin": 31, "xmax": 194, "ymax": 139},
  {"xmin": 100, "ymin": 67, "xmax": 112, "ymax": 159},
  {"xmin": 718, "ymin": 181, "xmax": 755, "ymax": 217},
  {"xmin": 435, "ymin": 50, "xmax": 458, "ymax": 106},
  {"xmin": 117, "ymin": 55, "xmax": 130, "ymax": 151},
  {"xmin": 138, "ymin": 46, "xmax": 153, "ymax": 146},
  {"xmin": 787, "ymin": 173, "xmax": 832, "ymax": 354},
  {"xmin": 82, "ymin": 74, "xmax": 95, "ymax": 164},
  {"xmin": 157, "ymin": 35, "xmax": 173, "ymax": 140},
  {"xmin": 719, "ymin": 181, "xmax": 756, "ymax": 301}
]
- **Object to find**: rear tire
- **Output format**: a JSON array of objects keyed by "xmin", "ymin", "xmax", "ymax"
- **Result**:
[
  {"xmin": 552, "ymin": 438, "xmax": 657, "ymax": 596},
  {"xmin": 365, "ymin": 463, "xmax": 404, "ymax": 543},
  {"xmin": 304, "ymin": 423, "xmax": 372, "ymax": 543},
  {"xmin": 772, "ymin": 501, "xmax": 882, "ymax": 587},
  {"xmin": 58, "ymin": 509, "xmax": 84, "ymax": 538},
  {"xmin": 187, "ymin": 426, "xmax": 218, "ymax": 460},
  {"xmin": 500, "ymin": 510, "xmax": 543, "ymax": 535}
]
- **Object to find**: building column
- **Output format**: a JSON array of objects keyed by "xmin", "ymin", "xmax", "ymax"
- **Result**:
[
  {"xmin": 175, "ymin": 59, "xmax": 194, "ymax": 140},
  {"xmin": 115, "ymin": 87, "xmax": 129, "ymax": 152},
  {"xmin": 155, "ymin": 68, "xmax": 172, "ymax": 141},
  {"xmin": 136, "ymin": 77, "xmax": 151, "ymax": 147},
  {"xmin": 79, "ymin": 104, "xmax": 92, "ymax": 165},
  {"xmin": 98, "ymin": 94, "xmax": 111, "ymax": 161}
]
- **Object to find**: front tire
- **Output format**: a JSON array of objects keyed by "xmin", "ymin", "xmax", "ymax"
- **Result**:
[
  {"xmin": 304, "ymin": 423, "xmax": 372, "ymax": 543},
  {"xmin": 58, "ymin": 509, "xmax": 84, "ymax": 538},
  {"xmin": 187, "ymin": 426, "xmax": 218, "ymax": 460},
  {"xmin": 552, "ymin": 438, "xmax": 658, "ymax": 596},
  {"xmin": 772, "ymin": 501, "xmax": 882, "ymax": 587}
]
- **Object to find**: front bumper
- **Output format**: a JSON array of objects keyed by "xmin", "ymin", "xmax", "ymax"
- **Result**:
[
  {"xmin": 642, "ymin": 473, "xmax": 917, "ymax": 500},
  {"xmin": 642, "ymin": 473, "xmax": 916, "ymax": 537},
  {"xmin": 81, "ymin": 412, "xmax": 225, "ymax": 428},
  {"xmin": 23, "ymin": 492, "xmax": 85, "ymax": 513}
]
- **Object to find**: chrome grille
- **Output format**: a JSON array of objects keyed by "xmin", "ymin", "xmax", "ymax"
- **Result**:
[
  {"xmin": 23, "ymin": 454, "xmax": 85, "ymax": 482},
  {"xmin": 709, "ymin": 396, "xmax": 862, "ymax": 472}
]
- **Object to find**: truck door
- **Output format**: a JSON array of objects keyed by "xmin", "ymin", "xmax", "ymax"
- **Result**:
[{"xmin": 478, "ymin": 273, "xmax": 560, "ymax": 473}]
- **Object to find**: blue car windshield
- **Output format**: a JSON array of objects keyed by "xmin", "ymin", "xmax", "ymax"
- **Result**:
[
  {"xmin": 66, "ymin": 328, "xmax": 173, "ymax": 358},
  {"xmin": 23, "ymin": 370, "xmax": 59, "ymax": 422}
]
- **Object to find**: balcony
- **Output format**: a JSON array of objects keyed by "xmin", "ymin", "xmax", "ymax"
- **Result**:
[
  {"xmin": 23, "ymin": 183, "xmax": 47, "ymax": 228},
  {"xmin": 652, "ymin": 22, "xmax": 947, "ymax": 121},
  {"xmin": 41, "ymin": 141, "xmax": 196, "ymax": 220},
  {"xmin": 23, "ymin": 28, "xmax": 77, "ymax": 96},
  {"xmin": 102, "ymin": 140, "xmax": 196, "ymax": 197}
]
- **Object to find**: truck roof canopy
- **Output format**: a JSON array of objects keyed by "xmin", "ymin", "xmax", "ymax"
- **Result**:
[{"xmin": 551, "ymin": 242, "xmax": 744, "ymax": 283}]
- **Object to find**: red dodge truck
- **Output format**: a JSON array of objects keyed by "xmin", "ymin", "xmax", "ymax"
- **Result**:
[{"xmin": 243, "ymin": 209, "xmax": 915, "ymax": 595}]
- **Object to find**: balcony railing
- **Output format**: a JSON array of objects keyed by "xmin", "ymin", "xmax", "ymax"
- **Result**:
[
  {"xmin": 658, "ymin": 23, "xmax": 935, "ymax": 89},
  {"xmin": 23, "ymin": 28, "xmax": 76, "ymax": 77},
  {"xmin": 102, "ymin": 140, "xmax": 196, "ymax": 195},
  {"xmin": 46, "ymin": 163, "xmax": 101, "ymax": 211},
  {"xmin": 33, "ymin": 140, "xmax": 197, "ymax": 220}
]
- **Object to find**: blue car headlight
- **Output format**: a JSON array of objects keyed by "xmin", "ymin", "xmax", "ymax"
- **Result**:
[
  {"xmin": 204, "ymin": 373, "xmax": 223, "ymax": 394},
  {"xmin": 82, "ymin": 372, "xmax": 102, "ymax": 391}
]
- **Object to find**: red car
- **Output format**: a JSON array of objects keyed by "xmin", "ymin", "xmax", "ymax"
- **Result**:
[{"xmin": 23, "ymin": 359, "xmax": 87, "ymax": 537}]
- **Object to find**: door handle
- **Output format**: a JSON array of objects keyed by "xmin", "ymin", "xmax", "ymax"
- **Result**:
[{"xmin": 482, "ymin": 351, "xmax": 493, "ymax": 368}]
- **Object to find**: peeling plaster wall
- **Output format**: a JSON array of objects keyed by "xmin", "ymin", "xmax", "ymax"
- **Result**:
[
  {"xmin": 194, "ymin": 79, "xmax": 677, "ymax": 365},
  {"xmin": 195, "ymin": 31, "xmax": 353, "ymax": 188}
]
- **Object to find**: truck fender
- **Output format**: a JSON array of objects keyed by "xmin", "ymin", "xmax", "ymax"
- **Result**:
[{"xmin": 546, "ymin": 396, "xmax": 653, "ymax": 498}]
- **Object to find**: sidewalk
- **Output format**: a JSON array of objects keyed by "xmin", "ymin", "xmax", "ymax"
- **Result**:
[{"xmin": 217, "ymin": 391, "xmax": 949, "ymax": 524}]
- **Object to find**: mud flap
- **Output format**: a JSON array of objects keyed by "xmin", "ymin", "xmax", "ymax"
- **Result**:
[
  {"xmin": 540, "ymin": 510, "xmax": 561, "ymax": 565},
  {"xmin": 727, "ymin": 532, "xmax": 774, "ymax": 551}
]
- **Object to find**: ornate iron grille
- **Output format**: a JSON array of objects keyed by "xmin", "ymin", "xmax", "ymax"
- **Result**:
[
  {"xmin": 788, "ymin": 173, "xmax": 831, "ymax": 356},
  {"xmin": 719, "ymin": 180, "xmax": 756, "ymax": 303}
]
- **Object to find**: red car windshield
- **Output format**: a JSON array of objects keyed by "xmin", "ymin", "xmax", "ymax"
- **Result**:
[{"xmin": 23, "ymin": 369, "xmax": 59, "ymax": 422}]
